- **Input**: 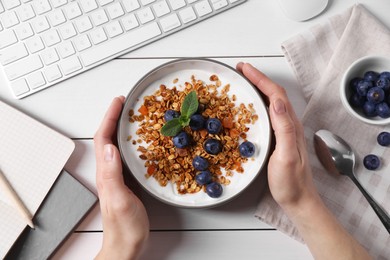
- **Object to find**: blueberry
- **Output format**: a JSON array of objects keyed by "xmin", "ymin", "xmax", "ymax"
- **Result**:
[
  {"xmin": 376, "ymin": 77, "xmax": 390, "ymax": 92},
  {"xmin": 376, "ymin": 102, "xmax": 390, "ymax": 118},
  {"xmin": 192, "ymin": 156, "xmax": 209, "ymax": 171},
  {"xmin": 349, "ymin": 77, "xmax": 362, "ymax": 92},
  {"xmin": 366, "ymin": 87, "xmax": 385, "ymax": 104},
  {"xmin": 362, "ymin": 102, "xmax": 377, "ymax": 117},
  {"xmin": 239, "ymin": 141, "xmax": 256, "ymax": 158},
  {"xmin": 364, "ymin": 71, "xmax": 379, "ymax": 82},
  {"xmin": 173, "ymin": 132, "xmax": 190, "ymax": 148},
  {"xmin": 204, "ymin": 138, "xmax": 222, "ymax": 155},
  {"xmin": 195, "ymin": 170, "xmax": 212, "ymax": 185},
  {"xmin": 349, "ymin": 93, "xmax": 365, "ymax": 107},
  {"xmin": 363, "ymin": 154, "xmax": 381, "ymax": 170},
  {"xmin": 377, "ymin": 131, "xmax": 390, "ymax": 146},
  {"xmin": 206, "ymin": 182, "xmax": 223, "ymax": 198},
  {"xmin": 379, "ymin": 71, "xmax": 390, "ymax": 80},
  {"xmin": 356, "ymin": 80, "xmax": 373, "ymax": 96},
  {"xmin": 205, "ymin": 118, "xmax": 222, "ymax": 134},
  {"xmin": 164, "ymin": 110, "xmax": 180, "ymax": 122},
  {"xmin": 189, "ymin": 114, "xmax": 205, "ymax": 131}
]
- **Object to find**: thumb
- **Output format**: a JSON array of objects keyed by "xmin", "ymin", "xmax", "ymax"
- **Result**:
[
  {"xmin": 96, "ymin": 144, "xmax": 127, "ymax": 197},
  {"xmin": 270, "ymin": 98, "xmax": 297, "ymax": 154}
]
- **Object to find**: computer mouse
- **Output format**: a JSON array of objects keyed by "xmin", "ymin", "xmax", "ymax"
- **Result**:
[{"xmin": 278, "ymin": 0, "xmax": 328, "ymax": 22}]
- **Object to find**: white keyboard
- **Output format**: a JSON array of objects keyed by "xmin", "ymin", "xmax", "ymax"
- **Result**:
[{"xmin": 0, "ymin": 0, "xmax": 246, "ymax": 99}]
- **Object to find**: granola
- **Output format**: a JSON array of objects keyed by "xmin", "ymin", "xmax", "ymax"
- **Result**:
[{"xmin": 129, "ymin": 74, "xmax": 258, "ymax": 195}]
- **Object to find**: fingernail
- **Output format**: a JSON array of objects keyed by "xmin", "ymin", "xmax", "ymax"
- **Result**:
[
  {"xmin": 273, "ymin": 99, "xmax": 286, "ymax": 114},
  {"xmin": 104, "ymin": 144, "xmax": 114, "ymax": 161}
]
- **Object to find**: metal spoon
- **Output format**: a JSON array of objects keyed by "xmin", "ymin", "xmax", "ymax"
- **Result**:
[{"xmin": 314, "ymin": 129, "xmax": 390, "ymax": 234}]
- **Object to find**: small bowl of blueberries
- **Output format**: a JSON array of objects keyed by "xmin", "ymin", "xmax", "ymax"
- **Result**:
[{"xmin": 340, "ymin": 55, "xmax": 390, "ymax": 125}]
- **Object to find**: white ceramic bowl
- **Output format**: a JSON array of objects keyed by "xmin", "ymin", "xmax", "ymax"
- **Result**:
[
  {"xmin": 340, "ymin": 55, "xmax": 390, "ymax": 125},
  {"xmin": 117, "ymin": 58, "xmax": 271, "ymax": 208}
]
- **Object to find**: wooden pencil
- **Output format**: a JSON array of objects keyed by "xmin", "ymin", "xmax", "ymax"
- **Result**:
[{"xmin": 0, "ymin": 169, "xmax": 35, "ymax": 228}]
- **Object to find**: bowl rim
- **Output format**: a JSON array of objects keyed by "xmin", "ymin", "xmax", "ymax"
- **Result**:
[
  {"xmin": 340, "ymin": 55, "xmax": 390, "ymax": 125},
  {"xmin": 116, "ymin": 57, "xmax": 272, "ymax": 208}
]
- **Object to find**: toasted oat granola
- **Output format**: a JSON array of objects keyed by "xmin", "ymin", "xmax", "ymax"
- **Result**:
[{"xmin": 128, "ymin": 74, "xmax": 258, "ymax": 195}]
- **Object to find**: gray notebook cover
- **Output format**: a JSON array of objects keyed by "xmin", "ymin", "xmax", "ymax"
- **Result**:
[{"xmin": 5, "ymin": 169, "xmax": 98, "ymax": 260}]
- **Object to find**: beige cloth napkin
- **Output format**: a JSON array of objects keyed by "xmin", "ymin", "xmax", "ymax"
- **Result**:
[{"xmin": 255, "ymin": 4, "xmax": 390, "ymax": 259}]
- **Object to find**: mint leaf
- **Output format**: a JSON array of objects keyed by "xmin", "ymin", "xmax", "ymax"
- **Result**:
[
  {"xmin": 181, "ymin": 91, "xmax": 198, "ymax": 118},
  {"xmin": 179, "ymin": 115, "xmax": 190, "ymax": 127},
  {"xmin": 160, "ymin": 118, "xmax": 182, "ymax": 136}
]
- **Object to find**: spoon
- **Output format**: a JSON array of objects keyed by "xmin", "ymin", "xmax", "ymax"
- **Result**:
[{"xmin": 314, "ymin": 129, "xmax": 390, "ymax": 234}]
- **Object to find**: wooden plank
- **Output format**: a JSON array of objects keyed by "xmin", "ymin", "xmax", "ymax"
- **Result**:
[{"xmin": 52, "ymin": 230, "xmax": 313, "ymax": 260}]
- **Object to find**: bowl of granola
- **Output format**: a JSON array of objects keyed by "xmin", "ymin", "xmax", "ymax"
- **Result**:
[{"xmin": 118, "ymin": 58, "xmax": 271, "ymax": 208}]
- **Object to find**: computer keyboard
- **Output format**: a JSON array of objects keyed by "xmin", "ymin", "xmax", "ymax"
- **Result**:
[{"xmin": 0, "ymin": 0, "xmax": 246, "ymax": 99}]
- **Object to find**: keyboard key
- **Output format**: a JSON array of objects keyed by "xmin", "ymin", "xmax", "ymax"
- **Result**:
[
  {"xmin": 105, "ymin": 20, "xmax": 123, "ymax": 38},
  {"xmin": 40, "ymin": 47, "xmax": 59, "ymax": 65},
  {"xmin": 33, "ymin": 0, "xmax": 52, "ymax": 15},
  {"xmin": 0, "ymin": 3, "xmax": 4, "ymax": 13},
  {"xmin": 80, "ymin": 0, "xmax": 98, "ymax": 13},
  {"xmin": 106, "ymin": 2, "xmax": 124, "ymax": 19},
  {"xmin": 74, "ymin": 16, "xmax": 93, "ymax": 33},
  {"xmin": 121, "ymin": 13, "xmax": 138, "ymax": 31},
  {"xmin": 14, "ymin": 23, "xmax": 34, "ymax": 40},
  {"xmin": 44, "ymin": 64, "xmax": 62, "ymax": 82},
  {"xmin": 168, "ymin": 0, "xmax": 185, "ymax": 10},
  {"xmin": 57, "ymin": 41, "xmax": 75, "ymax": 58},
  {"xmin": 16, "ymin": 4, "xmax": 35, "ymax": 21},
  {"xmin": 0, "ymin": 30, "xmax": 18, "ymax": 49},
  {"xmin": 59, "ymin": 56, "xmax": 82, "ymax": 75},
  {"xmin": 90, "ymin": 9, "xmax": 109, "ymax": 26},
  {"xmin": 42, "ymin": 29, "xmax": 61, "ymax": 46},
  {"xmin": 1, "ymin": 11, "xmax": 19, "ymax": 28},
  {"xmin": 51, "ymin": 0, "xmax": 68, "ymax": 8},
  {"xmin": 73, "ymin": 34, "xmax": 92, "ymax": 51},
  {"xmin": 152, "ymin": 1, "xmax": 170, "ymax": 17},
  {"xmin": 59, "ymin": 22, "xmax": 77, "ymax": 39},
  {"xmin": 81, "ymin": 22, "xmax": 161, "ymax": 67},
  {"xmin": 4, "ymin": 54, "xmax": 43, "ymax": 81},
  {"xmin": 63, "ymin": 2, "xmax": 82, "ymax": 20},
  {"xmin": 89, "ymin": 27, "xmax": 107, "ymax": 44},
  {"xmin": 0, "ymin": 42, "xmax": 28, "ymax": 65},
  {"xmin": 159, "ymin": 13, "xmax": 180, "ymax": 32},
  {"xmin": 47, "ymin": 9, "xmax": 66, "ymax": 26},
  {"xmin": 211, "ymin": 0, "xmax": 228, "ymax": 10},
  {"xmin": 98, "ymin": 0, "xmax": 114, "ymax": 6},
  {"xmin": 136, "ymin": 7, "xmax": 154, "ymax": 24},
  {"xmin": 11, "ymin": 79, "xmax": 30, "ymax": 96},
  {"xmin": 27, "ymin": 71, "xmax": 46, "ymax": 89},
  {"xmin": 31, "ymin": 16, "xmax": 50, "ymax": 33},
  {"xmin": 25, "ymin": 35, "xmax": 44, "ymax": 53},
  {"xmin": 3, "ymin": 0, "xmax": 21, "ymax": 10},
  {"xmin": 194, "ymin": 0, "xmax": 212, "ymax": 17},
  {"xmin": 122, "ymin": 0, "xmax": 140, "ymax": 12},
  {"xmin": 179, "ymin": 7, "xmax": 196, "ymax": 23},
  {"xmin": 140, "ymin": 0, "xmax": 156, "ymax": 5}
]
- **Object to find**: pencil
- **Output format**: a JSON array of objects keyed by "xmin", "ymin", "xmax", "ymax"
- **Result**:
[{"xmin": 0, "ymin": 169, "xmax": 35, "ymax": 228}]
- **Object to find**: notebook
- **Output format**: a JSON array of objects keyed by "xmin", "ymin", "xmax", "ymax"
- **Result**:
[
  {"xmin": 0, "ymin": 100, "xmax": 75, "ymax": 259},
  {"xmin": 5, "ymin": 169, "xmax": 98, "ymax": 260}
]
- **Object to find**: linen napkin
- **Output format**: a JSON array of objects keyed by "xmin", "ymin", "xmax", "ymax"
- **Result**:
[{"xmin": 255, "ymin": 4, "xmax": 390, "ymax": 259}]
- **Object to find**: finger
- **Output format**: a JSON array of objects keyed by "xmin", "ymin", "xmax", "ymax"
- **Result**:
[
  {"xmin": 238, "ymin": 63, "xmax": 306, "ymax": 148},
  {"xmin": 94, "ymin": 96, "xmax": 125, "ymax": 160},
  {"xmin": 269, "ymin": 98, "xmax": 299, "ymax": 157},
  {"xmin": 97, "ymin": 144, "xmax": 138, "ymax": 218}
]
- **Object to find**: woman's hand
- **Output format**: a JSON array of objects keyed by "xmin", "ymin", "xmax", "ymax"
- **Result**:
[
  {"xmin": 94, "ymin": 96, "xmax": 149, "ymax": 260},
  {"xmin": 237, "ymin": 62, "xmax": 371, "ymax": 260},
  {"xmin": 236, "ymin": 62, "xmax": 317, "ymax": 209}
]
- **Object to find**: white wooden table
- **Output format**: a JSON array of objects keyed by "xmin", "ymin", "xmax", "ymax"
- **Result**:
[{"xmin": 1, "ymin": 1, "xmax": 390, "ymax": 259}]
